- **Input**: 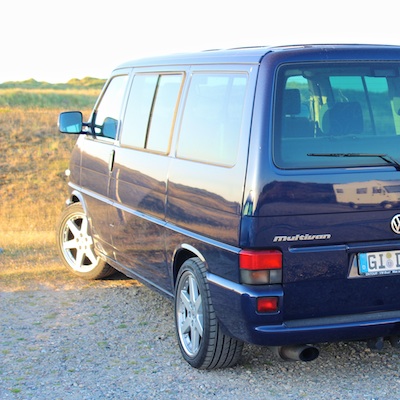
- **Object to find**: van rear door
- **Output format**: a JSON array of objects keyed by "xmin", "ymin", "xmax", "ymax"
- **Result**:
[{"xmin": 248, "ymin": 56, "xmax": 400, "ymax": 322}]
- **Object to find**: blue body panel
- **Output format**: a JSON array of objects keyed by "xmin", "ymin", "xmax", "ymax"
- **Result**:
[{"xmin": 66, "ymin": 44, "xmax": 400, "ymax": 347}]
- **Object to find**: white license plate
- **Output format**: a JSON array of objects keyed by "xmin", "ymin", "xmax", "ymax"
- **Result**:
[{"xmin": 358, "ymin": 251, "xmax": 400, "ymax": 276}]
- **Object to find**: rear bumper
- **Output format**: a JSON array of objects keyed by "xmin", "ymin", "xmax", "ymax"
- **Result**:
[
  {"xmin": 254, "ymin": 312, "xmax": 400, "ymax": 345},
  {"xmin": 207, "ymin": 273, "xmax": 400, "ymax": 346}
]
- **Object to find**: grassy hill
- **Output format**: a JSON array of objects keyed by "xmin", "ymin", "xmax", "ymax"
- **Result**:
[
  {"xmin": 0, "ymin": 77, "xmax": 106, "ymax": 108},
  {"xmin": 0, "ymin": 77, "xmax": 106, "ymax": 90}
]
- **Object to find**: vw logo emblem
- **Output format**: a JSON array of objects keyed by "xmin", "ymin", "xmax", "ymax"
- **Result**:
[{"xmin": 391, "ymin": 215, "xmax": 400, "ymax": 234}]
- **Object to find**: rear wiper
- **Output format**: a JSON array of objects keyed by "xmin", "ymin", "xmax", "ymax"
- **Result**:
[{"xmin": 307, "ymin": 153, "xmax": 400, "ymax": 171}]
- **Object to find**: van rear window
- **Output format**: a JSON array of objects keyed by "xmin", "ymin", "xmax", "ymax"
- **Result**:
[{"xmin": 273, "ymin": 63, "xmax": 400, "ymax": 169}]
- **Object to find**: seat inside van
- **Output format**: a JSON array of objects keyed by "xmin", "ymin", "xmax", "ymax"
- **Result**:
[
  {"xmin": 322, "ymin": 102, "xmax": 364, "ymax": 135},
  {"xmin": 281, "ymin": 89, "xmax": 314, "ymax": 138}
]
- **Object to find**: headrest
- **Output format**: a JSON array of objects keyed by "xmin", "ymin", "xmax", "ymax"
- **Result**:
[
  {"xmin": 322, "ymin": 102, "xmax": 363, "ymax": 135},
  {"xmin": 283, "ymin": 89, "xmax": 301, "ymax": 115}
]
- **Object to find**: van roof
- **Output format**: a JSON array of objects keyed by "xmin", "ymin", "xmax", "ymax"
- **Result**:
[{"xmin": 115, "ymin": 44, "xmax": 400, "ymax": 70}]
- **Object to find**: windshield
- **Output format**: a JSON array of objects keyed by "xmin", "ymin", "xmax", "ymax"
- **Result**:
[{"xmin": 273, "ymin": 62, "xmax": 400, "ymax": 169}]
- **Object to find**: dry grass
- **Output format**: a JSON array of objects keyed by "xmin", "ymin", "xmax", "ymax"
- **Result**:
[
  {"xmin": 0, "ymin": 230, "xmax": 70, "ymax": 291},
  {"xmin": 0, "ymin": 107, "xmax": 90, "ymax": 291},
  {"xmin": 0, "ymin": 230, "xmax": 133, "ymax": 292},
  {"xmin": 0, "ymin": 105, "xmax": 135, "ymax": 293},
  {"xmin": 0, "ymin": 107, "xmax": 89, "ymax": 232}
]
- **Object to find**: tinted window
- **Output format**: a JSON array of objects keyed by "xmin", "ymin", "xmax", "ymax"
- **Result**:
[
  {"xmin": 121, "ymin": 73, "xmax": 182, "ymax": 153},
  {"xmin": 121, "ymin": 75, "xmax": 158, "ymax": 148},
  {"xmin": 147, "ymin": 75, "xmax": 182, "ymax": 152},
  {"xmin": 274, "ymin": 63, "xmax": 400, "ymax": 169},
  {"xmin": 177, "ymin": 73, "xmax": 248, "ymax": 166},
  {"xmin": 93, "ymin": 75, "xmax": 128, "ymax": 139}
]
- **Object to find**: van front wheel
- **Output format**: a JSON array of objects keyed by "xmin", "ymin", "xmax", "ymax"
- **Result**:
[
  {"xmin": 174, "ymin": 257, "xmax": 243, "ymax": 369},
  {"xmin": 57, "ymin": 203, "xmax": 115, "ymax": 279}
]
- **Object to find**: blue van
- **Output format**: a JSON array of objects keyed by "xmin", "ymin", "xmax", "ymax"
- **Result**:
[{"xmin": 57, "ymin": 44, "xmax": 400, "ymax": 369}]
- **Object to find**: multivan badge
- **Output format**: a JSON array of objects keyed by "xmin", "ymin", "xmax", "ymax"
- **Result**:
[{"xmin": 273, "ymin": 233, "xmax": 331, "ymax": 242}]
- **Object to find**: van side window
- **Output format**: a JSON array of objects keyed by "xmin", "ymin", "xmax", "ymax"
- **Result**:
[
  {"xmin": 93, "ymin": 75, "xmax": 128, "ymax": 139},
  {"xmin": 121, "ymin": 74, "xmax": 183, "ymax": 153},
  {"xmin": 177, "ymin": 73, "xmax": 248, "ymax": 166}
]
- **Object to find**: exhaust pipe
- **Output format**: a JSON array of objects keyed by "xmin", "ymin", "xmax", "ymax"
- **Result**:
[
  {"xmin": 389, "ymin": 336, "xmax": 400, "ymax": 348},
  {"xmin": 271, "ymin": 345, "xmax": 319, "ymax": 362},
  {"xmin": 367, "ymin": 336, "xmax": 400, "ymax": 349},
  {"xmin": 367, "ymin": 337, "xmax": 384, "ymax": 350}
]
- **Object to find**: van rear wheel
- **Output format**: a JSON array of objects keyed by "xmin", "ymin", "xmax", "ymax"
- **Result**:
[
  {"xmin": 174, "ymin": 257, "xmax": 243, "ymax": 369},
  {"xmin": 57, "ymin": 203, "xmax": 115, "ymax": 279}
]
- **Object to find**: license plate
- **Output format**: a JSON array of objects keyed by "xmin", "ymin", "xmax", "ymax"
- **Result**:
[{"xmin": 358, "ymin": 251, "xmax": 400, "ymax": 276}]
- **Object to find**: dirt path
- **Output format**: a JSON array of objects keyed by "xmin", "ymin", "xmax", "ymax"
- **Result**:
[{"xmin": 2, "ymin": 254, "xmax": 400, "ymax": 399}]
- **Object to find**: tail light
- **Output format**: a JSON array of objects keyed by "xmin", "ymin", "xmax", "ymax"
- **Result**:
[
  {"xmin": 239, "ymin": 250, "xmax": 282, "ymax": 284},
  {"xmin": 257, "ymin": 297, "xmax": 279, "ymax": 313}
]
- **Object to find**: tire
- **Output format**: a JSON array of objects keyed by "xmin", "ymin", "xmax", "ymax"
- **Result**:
[
  {"xmin": 56, "ymin": 203, "xmax": 115, "ymax": 279},
  {"xmin": 174, "ymin": 257, "xmax": 243, "ymax": 369}
]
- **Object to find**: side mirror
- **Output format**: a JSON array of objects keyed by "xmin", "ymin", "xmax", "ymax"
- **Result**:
[
  {"xmin": 58, "ymin": 111, "xmax": 83, "ymax": 134},
  {"xmin": 101, "ymin": 117, "xmax": 118, "ymax": 139}
]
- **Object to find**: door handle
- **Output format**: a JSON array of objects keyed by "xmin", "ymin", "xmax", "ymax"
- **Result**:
[{"xmin": 108, "ymin": 150, "xmax": 115, "ymax": 172}]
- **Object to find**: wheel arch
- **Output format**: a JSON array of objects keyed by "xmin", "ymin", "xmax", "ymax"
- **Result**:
[
  {"xmin": 172, "ymin": 244, "xmax": 207, "ymax": 287},
  {"xmin": 66, "ymin": 190, "xmax": 87, "ymax": 212},
  {"xmin": 65, "ymin": 191, "xmax": 95, "ymax": 238}
]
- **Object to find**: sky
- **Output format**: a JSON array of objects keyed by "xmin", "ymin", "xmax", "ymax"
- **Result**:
[{"xmin": 2, "ymin": 0, "xmax": 400, "ymax": 83}]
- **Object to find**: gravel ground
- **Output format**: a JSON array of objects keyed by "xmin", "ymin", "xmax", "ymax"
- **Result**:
[{"xmin": 2, "ymin": 271, "xmax": 400, "ymax": 399}]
